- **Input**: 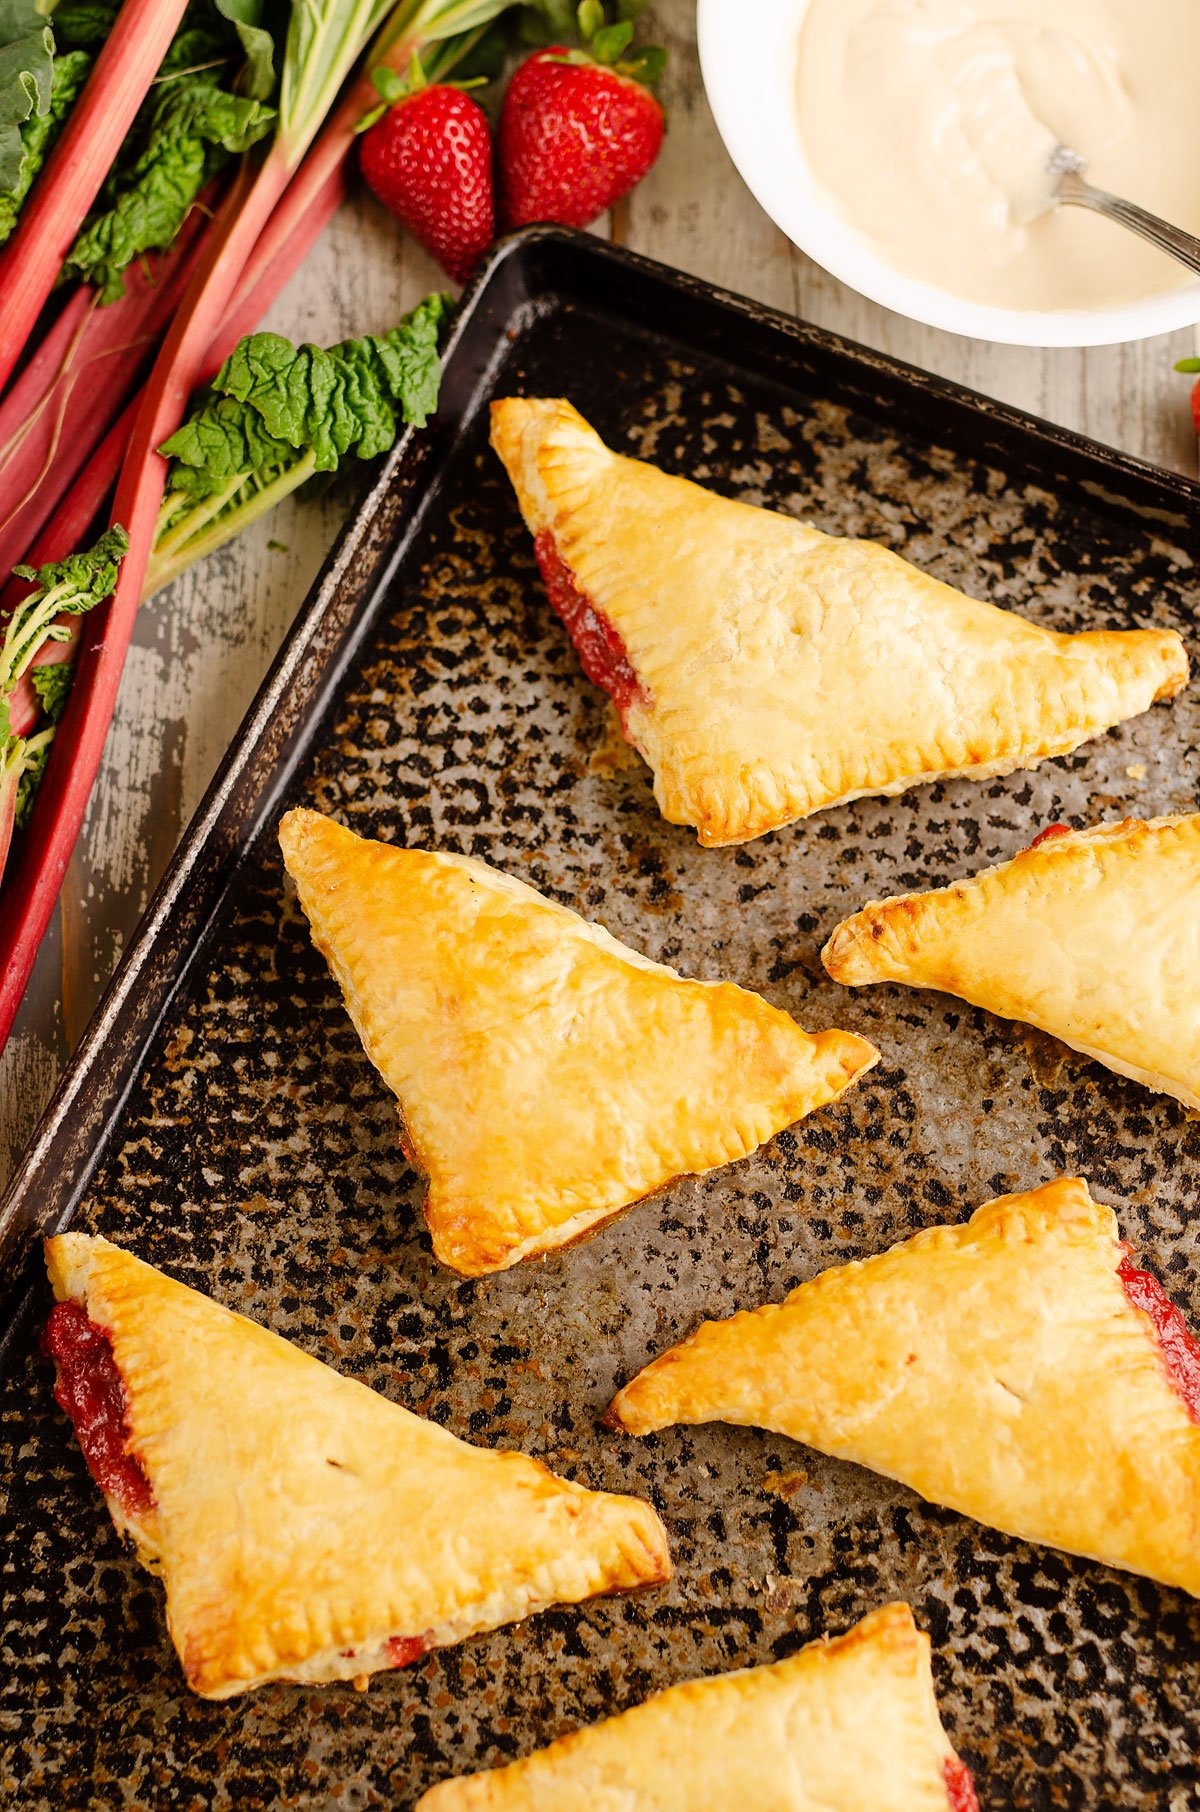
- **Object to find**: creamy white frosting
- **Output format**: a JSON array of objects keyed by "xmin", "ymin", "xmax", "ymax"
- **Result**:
[{"xmin": 795, "ymin": 0, "xmax": 1200, "ymax": 311}]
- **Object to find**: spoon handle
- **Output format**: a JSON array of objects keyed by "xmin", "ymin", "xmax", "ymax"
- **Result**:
[{"xmin": 1056, "ymin": 168, "xmax": 1200, "ymax": 278}]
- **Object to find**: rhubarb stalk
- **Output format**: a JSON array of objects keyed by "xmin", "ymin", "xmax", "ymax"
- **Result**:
[
  {"xmin": 0, "ymin": 0, "xmax": 519, "ymax": 1047},
  {"xmin": 0, "ymin": 0, "xmax": 193, "ymax": 396},
  {"xmin": 0, "ymin": 0, "xmax": 396, "ymax": 1042},
  {"xmin": 0, "ymin": 204, "xmax": 216, "ymax": 579}
]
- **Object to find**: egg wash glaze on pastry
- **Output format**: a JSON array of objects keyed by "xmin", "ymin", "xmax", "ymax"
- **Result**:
[
  {"xmin": 823, "ymin": 814, "xmax": 1200, "ymax": 1111},
  {"xmin": 794, "ymin": 0, "xmax": 1200, "ymax": 312},
  {"xmin": 490, "ymin": 396, "xmax": 1186, "ymax": 846},
  {"xmin": 608, "ymin": 1178, "xmax": 1200, "ymax": 1598},
  {"xmin": 279, "ymin": 808, "xmax": 876, "ymax": 1274},
  {"xmin": 416, "ymin": 1601, "xmax": 979, "ymax": 1811},
  {"xmin": 43, "ymin": 1233, "xmax": 671, "ymax": 1697}
]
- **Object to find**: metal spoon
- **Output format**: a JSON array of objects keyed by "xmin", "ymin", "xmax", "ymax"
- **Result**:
[{"xmin": 1049, "ymin": 146, "xmax": 1200, "ymax": 277}]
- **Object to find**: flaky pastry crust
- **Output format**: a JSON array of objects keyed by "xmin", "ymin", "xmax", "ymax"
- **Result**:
[
  {"xmin": 609, "ymin": 1178, "xmax": 1200, "ymax": 1596},
  {"xmin": 490, "ymin": 397, "xmax": 1187, "ymax": 846},
  {"xmin": 416, "ymin": 1602, "xmax": 973, "ymax": 1811},
  {"xmin": 823, "ymin": 814, "xmax": 1200, "ymax": 1108},
  {"xmin": 278, "ymin": 808, "xmax": 876, "ymax": 1275},
  {"xmin": 44, "ymin": 1233, "xmax": 671, "ymax": 1698}
]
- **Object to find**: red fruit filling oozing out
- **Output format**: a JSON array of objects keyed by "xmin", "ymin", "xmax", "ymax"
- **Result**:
[
  {"xmin": 386, "ymin": 1634, "xmax": 431, "ymax": 1668},
  {"xmin": 533, "ymin": 530, "xmax": 649, "ymax": 727},
  {"xmin": 42, "ymin": 1300, "xmax": 153, "ymax": 1518},
  {"xmin": 1118, "ymin": 1253, "xmax": 1200, "ymax": 1423},
  {"xmin": 1025, "ymin": 822, "xmax": 1071, "ymax": 852},
  {"xmin": 943, "ymin": 1755, "xmax": 980, "ymax": 1811}
]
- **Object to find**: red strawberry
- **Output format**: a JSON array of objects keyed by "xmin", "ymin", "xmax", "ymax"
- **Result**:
[
  {"xmin": 1177, "ymin": 358, "xmax": 1200, "ymax": 435},
  {"xmin": 498, "ymin": 46, "xmax": 665, "ymax": 231},
  {"xmin": 360, "ymin": 73, "xmax": 494, "ymax": 285}
]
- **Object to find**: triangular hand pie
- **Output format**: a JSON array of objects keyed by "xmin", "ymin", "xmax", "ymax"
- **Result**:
[
  {"xmin": 823, "ymin": 814, "xmax": 1200, "ymax": 1109},
  {"xmin": 608, "ymin": 1178, "xmax": 1200, "ymax": 1596},
  {"xmin": 43, "ymin": 1233, "xmax": 671, "ymax": 1698},
  {"xmin": 416, "ymin": 1602, "xmax": 978, "ymax": 1812},
  {"xmin": 279, "ymin": 808, "xmax": 876, "ymax": 1275},
  {"xmin": 489, "ymin": 397, "xmax": 1187, "ymax": 847}
]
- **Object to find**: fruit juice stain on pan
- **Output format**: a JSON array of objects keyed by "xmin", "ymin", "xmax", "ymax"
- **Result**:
[{"xmin": 0, "ymin": 231, "xmax": 1197, "ymax": 1809}]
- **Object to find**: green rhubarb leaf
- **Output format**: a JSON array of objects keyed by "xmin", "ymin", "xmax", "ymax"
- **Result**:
[
  {"xmin": 0, "ymin": 45, "xmax": 90, "ymax": 246},
  {"xmin": 62, "ymin": 77, "xmax": 275, "ymax": 300},
  {"xmin": 152, "ymin": 297, "xmax": 450, "ymax": 585},
  {"xmin": 213, "ymin": 0, "xmax": 277, "ymax": 101},
  {"xmin": 158, "ymin": 391, "xmax": 296, "ymax": 497},
  {"xmin": 14, "ymin": 733, "xmax": 50, "ymax": 829},
  {"xmin": 11, "ymin": 524, "xmax": 130, "ymax": 610},
  {"xmin": 163, "ymin": 292, "xmax": 449, "ymax": 485},
  {"xmin": 1, "ymin": 525, "xmax": 127, "ymax": 825},
  {"xmin": 0, "ymin": 0, "xmax": 55, "ymax": 195},
  {"xmin": 44, "ymin": 2, "xmax": 119, "ymax": 47},
  {"xmin": 30, "ymin": 659, "xmax": 74, "ymax": 723}
]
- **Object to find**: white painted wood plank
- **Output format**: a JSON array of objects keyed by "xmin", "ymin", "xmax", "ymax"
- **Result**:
[{"xmin": 2, "ymin": 0, "xmax": 1197, "ymax": 1177}]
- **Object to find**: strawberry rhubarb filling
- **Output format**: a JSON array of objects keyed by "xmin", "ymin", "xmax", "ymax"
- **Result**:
[
  {"xmin": 942, "ymin": 1754, "xmax": 981, "ymax": 1812},
  {"xmin": 42, "ymin": 1300, "xmax": 154, "ymax": 1518},
  {"xmin": 339, "ymin": 1634, "xmax": 432, "ymax": 1672},
  {"xmin": 1025, "ymin": 822, "xmax": 1072, "ymax": 851},
  {"xmin": 1118, "ymin": 1252, "xmax": 1200, "ymax": 1423},
  {"xmin": 533, "ymin": 529, "xmax": 650, "ymax": 728}
]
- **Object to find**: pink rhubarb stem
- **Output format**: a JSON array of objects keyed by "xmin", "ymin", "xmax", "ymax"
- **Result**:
[
  {"xmin": 0, "ymin": 402, "xmax": 136, "ymax": 742},
  {"xmin": 0, "ymin": 159, "xmax": 347, "ymax": 753},
  {"xmin": 0, "ymin": 148, "xmax": 292, "ymax": 1043},
  {"xmin": 0, "ymin": 205, "xmax": 216, "ymax": 580},
  {"xmin": 220, "ymin": 17, "xmax": 434, "ymax": 344},
  {"xmin": 0, "ymin": 0, "xmax": 193, "ymax": 397}
]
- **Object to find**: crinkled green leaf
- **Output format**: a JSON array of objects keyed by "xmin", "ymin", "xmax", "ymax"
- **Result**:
[
  {"xmin": 2, "ymin": 526, "xmax": 127, "ymax": 821},
  {"xmin": 213, "ymin": 0, "xmax": 277, "ymax": 100},
  {"xmin": 30, "ymin": 659, "xmax": 74, "ymax": 722},
  {"xmin": 159, "ymin": 392, "xmax": 295, "ymax": 497},
  {"xmin": 155, "ymin": 298, "xmax": 449, "ymax": 566},
  {"xmin": 11, "ymin": 523, "xmax": 130, "ymax": 607},
  {"xmin": 162, "ymin": 294, "xmax": 449, "ymax": 491},
  {"xmin": 0, "ymin": 45, "xmax": 89, "ymax": 246},
  {"xmin": 62, "ymin": 78, "xmax": 275, "ymax": 299},
  {"xmin": 14, "ymin": 733, "xmax": 50, "ymax": 828},
  {"xmin": 44, "ymin": 2, "xmax": 119, "ymax": 48},
  {"xmin": 0, "ymin": 0, "xmax": 54, "ymax": 193}
]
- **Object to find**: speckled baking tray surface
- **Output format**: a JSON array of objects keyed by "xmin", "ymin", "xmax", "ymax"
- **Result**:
[{"xmin": 2, "ymin": 231, "xmax": 1199, "ymax": 1810}]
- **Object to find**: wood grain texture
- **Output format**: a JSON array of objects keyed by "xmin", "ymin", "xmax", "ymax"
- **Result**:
[{"xmin": 1, "ymin": 0, "xmax": 1197, "ymax": 1181}]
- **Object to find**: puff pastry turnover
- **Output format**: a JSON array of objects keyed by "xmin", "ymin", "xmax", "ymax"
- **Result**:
[
  {"xmin": 489, "ymin": 396, "xmax": 1187, "ymax": 846},
  {"xmin": 416, "ymin": 1601, "xmax": 978, "ymax": 1812},
  {"xmin": 609, "ymin": 1178, "xmax": 1200, "ymax": 1596},
  {"xmin": 42, "ymin": 1232, "xmax": 671, "ymax": 1698},
  {"xmin": 278, "ymin": 807, "xmax": 876, "ymax": 1275},
  {"xmin": 823, "ymin": 814, "xmax": 1200, "ymax": 1109}
]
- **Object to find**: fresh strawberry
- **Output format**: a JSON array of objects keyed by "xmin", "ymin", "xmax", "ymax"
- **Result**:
[
  {"xmin": 498, "ymin": 37, "xmax": 665, "ymax": 232},
  {"xmin": 1177, "ymin": 357, "xmax": 1200, "ymax": 435},
  {"xmin": 360, "ymin": 65, "xmax": 494, "ymax": 286}
]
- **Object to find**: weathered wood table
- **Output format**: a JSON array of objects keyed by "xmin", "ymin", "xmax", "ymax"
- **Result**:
[{"xmin": 2, "ymin": 0, "xmax": 1197, "ymax": 1179}]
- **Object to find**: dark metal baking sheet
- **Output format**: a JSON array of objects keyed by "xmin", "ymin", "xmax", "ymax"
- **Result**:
[{"xmin": 1, "ymin": 227, "xmax": 1198, "ymax": 1811}]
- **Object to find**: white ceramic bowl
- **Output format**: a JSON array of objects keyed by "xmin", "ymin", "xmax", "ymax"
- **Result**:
[{"xmin": 697, "ymin": 0, "xmax": 1200, "ymax": 348}]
